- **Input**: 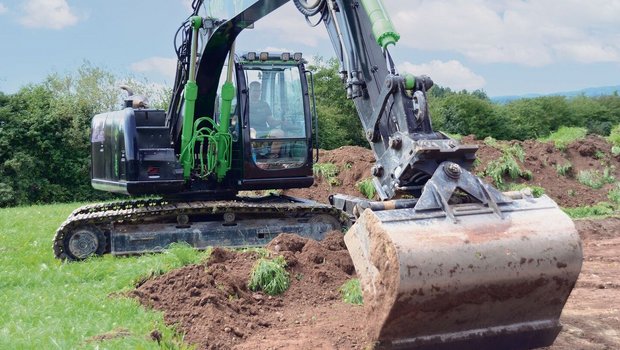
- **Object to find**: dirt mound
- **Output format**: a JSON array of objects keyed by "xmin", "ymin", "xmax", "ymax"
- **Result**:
[
  {"xmin": 283, "ymin": 146, "xmax": 375, "ymax": 203},
  {"xmin": 130, "ymin": 219, "xmax": 620, "ymax": 349},
  {"xmin": 464, "ymin": 135, "xmax": 619, "ymax": 207},
  {"xmin": 131, "ymin": 231, "xmax": 369, "ymax": 349},
  {"xmin": 285, "ymin": 135, "xmax": 619, "ymax": 208}
]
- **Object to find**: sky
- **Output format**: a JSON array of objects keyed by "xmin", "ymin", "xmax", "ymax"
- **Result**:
[{"xmin": 0, "ymin": 0, "xmax": 618, "ymax": 97}]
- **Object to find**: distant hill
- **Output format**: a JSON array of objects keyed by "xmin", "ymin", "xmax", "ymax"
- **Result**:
[{"xmin": 491, "ymin": 85, "xmax": 620, "ymax": 104}]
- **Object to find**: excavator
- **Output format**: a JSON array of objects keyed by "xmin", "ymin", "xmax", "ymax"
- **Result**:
[{"xmin": 53, "ymin": 0, "xmax": 583, "ymax": 348}]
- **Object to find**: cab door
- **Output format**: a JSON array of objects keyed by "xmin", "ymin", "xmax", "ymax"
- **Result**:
[{"xmin": 238, "ymin": 61, "xmax": 314, "ymax": 189}]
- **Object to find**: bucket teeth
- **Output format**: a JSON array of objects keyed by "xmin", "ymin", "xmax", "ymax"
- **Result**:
[{"xmin": 345, "ymin": 194, "xmax": 582, "ymax": 349}]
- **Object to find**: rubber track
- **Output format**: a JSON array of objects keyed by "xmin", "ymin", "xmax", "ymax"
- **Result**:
[{"xmin": 53, "ymin": 197, "xmax": 344, "ymax": 260}]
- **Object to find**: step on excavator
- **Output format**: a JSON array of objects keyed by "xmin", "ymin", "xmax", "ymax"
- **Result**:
[{"xmin": 53, "ymin": 0, "xmax": 582, "ymax": 348}]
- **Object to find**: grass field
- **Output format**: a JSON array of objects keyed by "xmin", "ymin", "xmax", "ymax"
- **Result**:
[{"xmin": 0, "ymin": 203, "xmax": 207, "ymax": 349}]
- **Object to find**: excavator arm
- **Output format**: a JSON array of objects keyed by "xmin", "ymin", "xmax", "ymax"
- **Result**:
[{"xmin": 167, "ymin": 0, "xmax": 476, "ymax": 200}]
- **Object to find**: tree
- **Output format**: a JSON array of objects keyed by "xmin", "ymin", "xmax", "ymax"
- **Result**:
[
  {"xmin": 307, "ymin": 57, "xmax": 366, "ymax": 149},
  {"xmin": 434, "ymin": 91, "xmax": 507, "ymax": 139}
]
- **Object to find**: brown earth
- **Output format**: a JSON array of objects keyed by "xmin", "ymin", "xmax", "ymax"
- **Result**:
[
  {"xmin": 283, "ymin": 146, "xmax": 376, "ymax": 203},
  {"xmin": 131, "ymin": 219, "xmax": 620, "ymax": 349},
  {"xmin": 131, "ymin": 137, "xmax": 620, "ymax": 349},
  {"xmin": 466, "ymin": 134, "xmax": 620, "ymax": 208},
  {"xmin": 544, "ymin": 218, "xmax": 620, "ymax": 350},
  {"xmin": 285, "ymin": 135, "xmax": 620, "ymax": 208},
  {"xmin": 130, "ymin": 231, "xmax": 371, "ymax": 349}
]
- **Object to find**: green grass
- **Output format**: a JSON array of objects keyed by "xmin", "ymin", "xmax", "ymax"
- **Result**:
[
  {"xmin": 339, "ymin": 278, "xmax": 363, "ymax": 305},
  {"xmin": 483, "ymin": 136, "xmax": 499, "ymax": 148},
  {"xmin": 541, "ymin": 126, "xmax": 588, "ymax": 150},
  {"xmin": 313, "ymin": 163, "xmax": 340, "ymax": 186},
  {"xmin": 576, "ymin": 167, "xmax": 616, "ymax": 189},
  {"xmin": 555, "ymin": 162, "xmax": 573, "ymax": 176},
  {"xmin": 356, "ymin": 178, "xmax": 376, "ymax": 200},
  {"xmin": 0, "ymin": 203, "xmax": 207, "ymax": 349},
  {"xmin": 483, "ymin": 144, "xmax": 530, "ymax": 187},
  {"xmin": 607, "ymin": 124, "xmax": 620, "ymax": 147},
  {"xmin": 563, "ymin": 202, "xmax": 615, "ymax": 219},
  {"xmin": 248, "ymin": 255, "xmax": 290, "ymax": 296},
  {"xmin": 608, "ymin": 184, "xmax": 620, "ymax": 204}
]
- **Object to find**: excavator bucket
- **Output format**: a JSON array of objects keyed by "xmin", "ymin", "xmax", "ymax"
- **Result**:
[{"xmin": 344, "ymin": 163, "xmax": 582, "ymax": 350}]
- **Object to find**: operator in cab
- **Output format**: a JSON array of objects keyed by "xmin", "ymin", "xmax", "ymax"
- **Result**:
[{"xmin": 248, "ymin": 81, "xmax": 284, "ymax": 157}]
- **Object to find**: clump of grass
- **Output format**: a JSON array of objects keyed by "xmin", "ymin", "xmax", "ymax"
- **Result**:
[
  {"xmin": 555, "ymin": 162, "xmax": 573, "ymax": 176},
  {"xmin": 313, "ymin": 162, "xmax": 338, "ymax": 178},
  {"xmin": 608, "ymin": 183, "xmax": 620, "ymax": 204},
  {"xmin": 483, "ymin": 136, "xmax": 499, "ymax": 147},
  {"xmin": 506, "ymin": 144, "xmax": 526, "ymax": 162},
  {"xmin": 339, "ymin": 278, "xmax": 363, "ymax": 305},
  {"xmin": 541, "ymin": 126, "xmax": 588, "ymax": 150},
  {"xmin": 313, "ymin": 162, "xmax": 340, "ymax": 186},
  {"xmin": 248, "ymin": 256, "xmax": 290, "ymax": 296},
  {"xmin": 484, "ymin": 144, "xmax": 530, "ymax": 187},
  {"xmin": 595, "ymin": 150, "xmax": 606, "ymax": 160},
  {"xmin": 612, "ymin": 146, "xmax": 620, "ymax": 157},
  {"xmin": 165, "ymin": 242, "xmax": 202, "ymax": 266},
  {"xmin": 576, "ymin": 167, "xmax": 615, "ymax": 189},
  {"xmin": 563, "ymin": 202, "xmax": 615, "ymax": 219},
  {"xmin": 506, "ymin": 183, "xmax": 546, "ymax": 198},
  {"xmin": 356, "ymin": 178, "xmax": 376, "ymax": 199}
]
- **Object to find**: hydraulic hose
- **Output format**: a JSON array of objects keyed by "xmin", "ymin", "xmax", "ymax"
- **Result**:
[{"xmin": 292, "ymin": 0, "xmax": 326, "ymax": 17}]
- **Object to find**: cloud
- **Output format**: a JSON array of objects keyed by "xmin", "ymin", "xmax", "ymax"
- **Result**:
[
  {"xmin": 0, "ymin": 3, "xmax": 7, "ymax": 14},
  {"xmin": 385, "ymin": 0, "xmax": 620, "ymax": 66},
  {"xmin": 251, "ymin": 2, "xmax": 329, "ymax": 47},
  {"xmin": 19, "ymin": 0, "xmax": 79, "ymax": 29},
  {"xmin": 130, "ymin": 57, "xmax": 177, "ymax": 81},
  {"xmin": 181, "ymin": 0, "xmax": 193, "ymax": 12},
  {"xmin": 398, "ymin": 60, "xmax": 486, "ymax": 91}
]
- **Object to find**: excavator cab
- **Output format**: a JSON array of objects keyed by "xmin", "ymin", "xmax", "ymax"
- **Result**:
[
  {"xmin": 235, "ymin": 53, "xmax": 316, "ymax": 182},
  {"xmin": 89, "ymin": 51, "xmax": 318, "ymax": 195}
]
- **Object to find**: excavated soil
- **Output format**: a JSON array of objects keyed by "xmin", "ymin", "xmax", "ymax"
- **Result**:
[
  {"xmin": 131, "ymin": 137, "xmax": 620, "ymax": 349},
  {"xmin": 283, "ymin": 146, "xmax": 376, "ymax": 203},
  {"xmin": 131, "ymin": 220, "xmax": 620, "ymax": 349},
  {"xmin": 285, "ymin": 136, "xmax": 620, "ymax": 208},
  {"xmin": 465, "ymin": 134, "xmax": 620, "ymax": 208},
  {"xmin": 130, "ymin": 232, "xmax": 370, "ymax": 349}
]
